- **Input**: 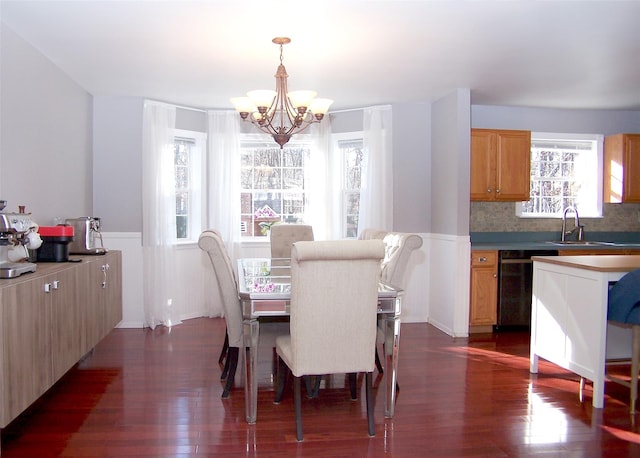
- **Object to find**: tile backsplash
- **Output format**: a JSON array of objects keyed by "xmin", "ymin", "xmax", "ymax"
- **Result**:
[{"xmin": 470, "ymin": 202, "xmax": 640, "ymax": 233}]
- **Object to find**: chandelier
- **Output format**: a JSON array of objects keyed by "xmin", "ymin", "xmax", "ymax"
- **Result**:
[{"xmin": 231, "ymin": 37, "xmax": 333, "ymax": 148}]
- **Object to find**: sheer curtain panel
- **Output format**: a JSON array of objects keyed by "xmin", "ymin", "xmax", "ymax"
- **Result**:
[
  {"xmin": 358, "ymin": 106, "xmax": 393, "ymax": 234},
  {"xmin": 142, "ymin": 101, "xmax": 181, "ymax": 329},
  {"xmin": 206, "ymin": 111, "xmax": 241, "ymax": 262}
]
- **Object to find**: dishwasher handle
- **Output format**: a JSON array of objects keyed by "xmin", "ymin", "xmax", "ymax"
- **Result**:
[{"xmin": 500, "ymin": 258, "xmax": 533, "ymax": 265}]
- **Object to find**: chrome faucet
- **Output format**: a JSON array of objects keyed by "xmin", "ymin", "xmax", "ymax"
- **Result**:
[{"xmin": 561, "ymin": 206, "xmax": 585, "ymax": 242}]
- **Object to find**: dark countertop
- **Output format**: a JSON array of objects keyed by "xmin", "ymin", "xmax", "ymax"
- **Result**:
[{"xmin": 470, "ymin": 231, "xmax": 640, "ymax": 251}]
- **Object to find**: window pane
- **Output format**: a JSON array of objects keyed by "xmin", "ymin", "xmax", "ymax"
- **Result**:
[{"xmin": 520, "ymin": 134, "xmax": 602, "ymax": 218}]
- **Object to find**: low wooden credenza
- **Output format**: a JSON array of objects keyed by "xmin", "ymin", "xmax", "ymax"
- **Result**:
[{"xmin": 0, "ymin": 251, "xmax": 122, "ymax": 429}]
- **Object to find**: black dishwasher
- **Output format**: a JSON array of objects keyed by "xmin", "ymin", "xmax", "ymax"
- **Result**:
[{"xmin": 496, "ymin": 249, "xmax": 558, "ymax": 330}]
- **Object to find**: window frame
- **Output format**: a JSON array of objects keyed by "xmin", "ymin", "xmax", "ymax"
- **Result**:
[
  {"xmin": 239, "ymin": 134, "xmax": 311, "ymax": 239},
  {"xmin": 173, "ymin": 128, "xmax": 206, "ymax": 243},
  {"xmin": 516, "ymin": 132, "xmax": 604, "ymax": 219},
  {"xmin": 333, "ymin": 132, "xmax": 365, "ymax": 238}
]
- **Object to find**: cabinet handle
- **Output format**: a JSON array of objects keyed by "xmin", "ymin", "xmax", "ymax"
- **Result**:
[
  {"xmin": 52, "ymin": 280, "xmax": 60, "ymax": 290},
  {"xmin": 478, "ymin": 257, "xmax": 487, "ymax": 262},
  {"xmin": 44, "ymin": 283, "xmax": 51, "ymax": 293},
  {"xmin": 496, "ymin": 189, "xmax": 501, "ymax": 193},
  {"xmin": 493, "ymin": 273, "xmax": 497, "ymax": 278},
  {"xmin": 487, "ymin": 188, "xmax": 492, "ymax": 193},
  {"xmin": 102, "ymin": 264, "xmax": 108, "ymax": 289}
]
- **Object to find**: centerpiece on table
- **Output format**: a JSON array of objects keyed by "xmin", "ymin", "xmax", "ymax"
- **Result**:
[{"xmin": 254, "ymin": 205, "xmax": 280, "ymax": 236}]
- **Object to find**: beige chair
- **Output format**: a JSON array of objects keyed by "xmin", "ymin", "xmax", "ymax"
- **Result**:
[
  {"xmin": 269, "ymin": 224, "xmax": 314, "ymax": 259},
  {"xmin": 198, "ymin": 229, "xmax": 287, "ymax": 398},
  {"xmin": 359, "ymin": 229, "xmax": 423, "ymax": 374},
  {"xmin": 274, "ymin": 239, "xmax": 385, "ymax": 441}
]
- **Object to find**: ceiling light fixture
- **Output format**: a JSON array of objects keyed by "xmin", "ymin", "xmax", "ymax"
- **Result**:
[{"xmin": 231, "ymin": 37, "xmax": 333, "ymax": 148}]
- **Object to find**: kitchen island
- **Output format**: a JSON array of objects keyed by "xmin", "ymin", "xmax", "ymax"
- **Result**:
[{"xmin": 529, "ymin": 255, "xmax": 640, "ymax": 408}]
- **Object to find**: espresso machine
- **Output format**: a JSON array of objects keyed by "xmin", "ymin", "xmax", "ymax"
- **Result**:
[
  {"xmin": 0, "ymin": 200, "xmax": 40, "ymax": 278},
  {"xmin": 65, "ymin": 217, "xmax": 106, "ymax": 255}
]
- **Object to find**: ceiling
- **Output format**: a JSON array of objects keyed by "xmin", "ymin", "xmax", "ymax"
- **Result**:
[{"xmin": 2, "ymin": 0, "xmax": 639, "ymax": 112}]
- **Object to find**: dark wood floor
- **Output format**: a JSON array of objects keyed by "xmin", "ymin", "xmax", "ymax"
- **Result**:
[{"xmin": 2, "ymin": 317, "xmax": 640, "ymax": 457}]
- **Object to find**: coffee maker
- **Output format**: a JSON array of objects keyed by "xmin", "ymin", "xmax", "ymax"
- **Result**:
[
  {"xmin": 65, "ymin": 217, "xmax": 106, "ymax": 255},
  {"xmin": 0, "ymin": 200, "xmax": 39, "ymax": 278}
]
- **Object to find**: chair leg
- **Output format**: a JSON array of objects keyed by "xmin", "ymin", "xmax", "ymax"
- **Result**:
[
  {"xmin": 366, "ymin": 371, "xmax": 375, "ymax": 437},
  {"xmin": 348, "ymin": 373, "xmax": 358, "ymax": 400},
  {"xmin": 294, "ymin": 376, "xmax": 303, "ymax": 442},
  {"xmin": 218, "ymin": 330, "xmax": 229, "ymax": 366},
  {"xmin": 221, "ymin": 347, "xmax": 239, "ymax": 399},
  {"xmin": 274, "ymin": 356, "xmax": 288, "ymax": 404},
  {"xmin": 631, "ymin": 326, "xmax": 640, "ymax": 414}
]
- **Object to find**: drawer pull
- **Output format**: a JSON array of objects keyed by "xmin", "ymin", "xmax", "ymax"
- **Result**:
[{"xmin": 478, "ymin": 257, "xmax": 487, "ymax": 262}]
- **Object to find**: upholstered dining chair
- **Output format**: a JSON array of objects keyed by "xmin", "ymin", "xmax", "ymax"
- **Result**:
[
  {"xmin": 359, "ymin": 229, "xmax": 423, "ymax": 373},
  {"xmin": 274, "ymin": 239, "xmax": 385, "ymax": 441},
  {"xmin": 198, "ymin": 229, "xmax": 287, "ymax": 398},
  {"xmin": 606, "ymin": 269, "xmax": 640, "ymax": 413},
  {"xmin": 270, "ymin": 224, "xmax": 314, "ymax": 259}
]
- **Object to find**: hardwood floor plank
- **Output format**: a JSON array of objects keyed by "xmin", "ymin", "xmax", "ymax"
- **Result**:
[{"xmin": 2, "ymin": 318, "xmax": 640, "ymax": 456}]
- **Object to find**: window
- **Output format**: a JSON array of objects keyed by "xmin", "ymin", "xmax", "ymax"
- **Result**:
[
  {"xmin": 173, "ymin": 129, "xmax": 205, "ymax": 241},
  {"xmin": 336, "ymin": 135, "xmax": 365, "ymax": 238},
  {"xmin": 517, "ymin": 132, "xmax": 603, "ymax": 218},
  {"xmin": 240, "ymin": 136, "xmax": 310, "ymax": 237}
]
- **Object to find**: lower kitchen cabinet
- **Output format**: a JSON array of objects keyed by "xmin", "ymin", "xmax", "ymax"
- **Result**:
[
  {"xmin": 469, "ymin": 250, "xmax": 498, "ymax": 331},
  {"xmin": 0, "ymin": 251, "xmax": 122, "ymax": 428}
]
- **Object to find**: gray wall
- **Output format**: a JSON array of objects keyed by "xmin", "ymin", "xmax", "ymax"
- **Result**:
[
  {"xmin": 92, "ymin": 96, "xmax": 143, "ymax": 232},
  {"xmin": 431, "ymin": 89, "xmax": 471, "ymax": 236},
  {"xmin": 0, "ymin": 23, "xmax": 92, "ymax": 224},
  {"xmin": 470, "ymin": 105, "xmax": 640, "ymax": 234},
  {"xmin": 391, "ymin": 103, "xmax": 431, "ymax": 233}
]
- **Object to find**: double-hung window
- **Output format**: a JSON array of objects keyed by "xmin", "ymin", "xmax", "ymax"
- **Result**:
[
  {"xmin": 240, "ymin": 136, "xmax": 310, "ymax": 237},
  {"xmin": 517, "ymin": 132, "xmax": 603, "ymax": 218},
  {"xmin": 173, "ymin": 129, "xmax": 206, "ymax": 241},
  {"xmin": 335, "ymin": 134, "xmax": 365, "ymax": 238}
]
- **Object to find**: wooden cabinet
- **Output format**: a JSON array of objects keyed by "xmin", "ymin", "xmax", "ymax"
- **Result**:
[
  {"xmin": 469, "ymin": 250, "xmax": 498, "ymax": 329},
  {"xmin": 470, "ymin": 129, "xmax": 531, "ymax": 201},
  {"xmin": 0, "ymin": 251, "xmax": 122, "ymax": 428},
  {"xmin": 604, "ymin": 133, "xmax": 640, "ymax": 203}
]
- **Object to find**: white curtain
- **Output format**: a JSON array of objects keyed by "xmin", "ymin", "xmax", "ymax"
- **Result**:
[
  {"xmin": 358, "ymin": 105, "xmax": 393, "ymax": 234},
  {"xmin": 207, "ymin": 110, "xmax": 241, "ymax": 257},
  {"xmin": 141, "ymin": 100, "xmax": 181, "ymax": 329},
  {"xmin": 305, "ymin": 121, "xmax": 334, "ymax": 240}
]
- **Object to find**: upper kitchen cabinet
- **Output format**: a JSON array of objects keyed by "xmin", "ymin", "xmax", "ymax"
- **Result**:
[
  {"xmin": 604, "ymin": 133, "xmax": 640, "ymax": 203},
  {"xmin": 470, "ymin": 129, "xmax": 531, "ymax": 201}
]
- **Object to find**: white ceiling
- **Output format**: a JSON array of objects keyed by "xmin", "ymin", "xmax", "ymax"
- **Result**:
[{"xmin": 2, "ymin": 0, "xmax": 639, "ymax": 111}]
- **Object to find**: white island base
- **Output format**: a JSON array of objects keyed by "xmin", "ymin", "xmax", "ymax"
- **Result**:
[{"xmin": 530, "ymin": 255, "xmax": 640, "ymax": 408}]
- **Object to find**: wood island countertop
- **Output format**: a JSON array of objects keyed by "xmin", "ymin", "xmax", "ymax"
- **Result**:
[{"xmin": 531, "ymin": 254, "xmax": 640, "ymax": 272}]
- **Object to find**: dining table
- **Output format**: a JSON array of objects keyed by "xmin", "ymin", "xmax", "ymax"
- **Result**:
[{"xmin": 237, "ymin": 257, "xmax": 403, "ymax": 424}]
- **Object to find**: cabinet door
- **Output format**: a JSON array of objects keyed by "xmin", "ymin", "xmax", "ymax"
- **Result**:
[
  {"xmin": 605, "ymin": 133, "xmax": 640, "ymax": 203},
  {"xmin": 495, "ymin": 130, "xmax": 531, "ymax": 201},
  {"xmin": 0, "ymin": 279, "xmax": 51, "ymax": 426},
  {"xmin": 470, "ymin": 130, "xmax": 496, "ymax": 201},
  {"xmin": 49, "ymin": 266, "xmax": 85, "ymax": 381},
  {"xmin": 623, "ymin": 134, "xmax": 640, "ymax": 202},
  {"xmin": 469, "ymin": 251, "xmax": 498, "ymax": 326},
  {"xmin": 84, "ymin": 252, "xmax": 123, "ymax": 349}
]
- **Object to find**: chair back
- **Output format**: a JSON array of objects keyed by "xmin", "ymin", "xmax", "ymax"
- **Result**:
[
  {"xmin": 270, "ymin": 224, "xmax": 314, "ymax": 259},
  {"xmin": 288, "ymin": 239, "xmax": 384, "ymax": 376},
  {"xmin": 359, "ymin": 229, "xmax": 423, "ymax": 289},
  {"xmin": 198, "ymin": 230, "xmax": 243, "ymax": 348},
  {"xmin": 608, "ymin": 269, "xmax": 640, "ymax": 324}
]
